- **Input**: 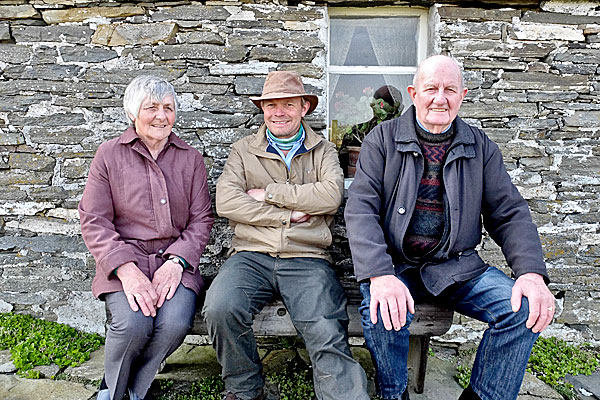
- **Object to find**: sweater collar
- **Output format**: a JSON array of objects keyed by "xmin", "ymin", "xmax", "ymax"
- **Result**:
[
  {"xmin": 395, "ymin": 106, "xmax": 474, "ymax": 148},
  {"xmin": 118, "ymin": 126, "xmax": 188, "ymax": 150}
]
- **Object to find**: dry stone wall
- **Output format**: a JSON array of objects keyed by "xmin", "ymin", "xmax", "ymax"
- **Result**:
[{"xmin": 0, "ymin": 0, "xmax": 598, "ymax": 346}]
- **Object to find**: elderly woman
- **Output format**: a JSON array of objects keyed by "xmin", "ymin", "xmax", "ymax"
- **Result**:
[{"xmin": 79, "ymin": 75, "xmax": 214, "ymax": 400}]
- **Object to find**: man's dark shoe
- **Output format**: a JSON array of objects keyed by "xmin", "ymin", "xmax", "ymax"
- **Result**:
[
  {"xmin": 222, "ymin": 389, "xmax": 265, "ymax": 400},
  {"xmin": 458, "ymin": 385, "xmax": 482, "ymax": 400}
]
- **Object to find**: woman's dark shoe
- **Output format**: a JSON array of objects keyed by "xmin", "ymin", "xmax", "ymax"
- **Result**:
[
  {"xmin": 99, "ymin": 376, "xmax": 108, "ymax": 390},
  {"xmin": 128, "ymin": 388, "xmax": 141, "ymax": 400},
  {"xmin": 128, "ymin": 388, "xmax": 156, "ymax": 400},
  {"xmin": 97, "ymin": 376, "xmax": 110, "ymax": 400},
  {"xmin": 458, "ymin": 385, "xmax": 482, "ymax": 400}
]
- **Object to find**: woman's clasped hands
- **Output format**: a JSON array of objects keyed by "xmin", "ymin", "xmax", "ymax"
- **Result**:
[{"xmin": 116, "ymin": 260, "xmax": 183, "ymax": 316}]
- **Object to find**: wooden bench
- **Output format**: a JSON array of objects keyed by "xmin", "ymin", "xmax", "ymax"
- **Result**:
[{"xmin": 191, "ymin": 280, "xmax": 453, "ymax": 394}]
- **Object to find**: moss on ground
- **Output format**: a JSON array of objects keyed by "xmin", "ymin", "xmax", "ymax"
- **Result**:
[{"xmin": 0, "ymin": 312, "xmax": 104, "ymax": 377}]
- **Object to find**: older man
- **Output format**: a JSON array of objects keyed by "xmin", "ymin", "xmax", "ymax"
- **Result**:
[
  {"xmin": 203, "ymin": 71, "xmax": 369, "ymax": 400},
  {"xmin": 345, "ymin": 55, "xmax": 555, "ymax": 400}
]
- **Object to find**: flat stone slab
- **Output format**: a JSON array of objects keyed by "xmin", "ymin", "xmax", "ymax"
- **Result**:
[
  {"xmin": 0, "ymin": 350, "xmax": 16, "ymax": 373},
  {"xmin": 519, "ymin": 373, "xmax": 562, "ymax": 399},
  {"xmin": 63, "ymin": 347, "xmax": 104, "ymax": 384},
  {"xmin": 565, "ymin": 371, "xmax": 600, "ymax": 398},
  {"xmin": 0, "ymin": 375, "xmax": 96, "ymax": 400},
  {"xmin": 410, "ymin": 356, "xmax": 463, "ymax": 399},
  {"xmin": 408, "ymin": 356, "xmax": 562, "ymax": 400}
]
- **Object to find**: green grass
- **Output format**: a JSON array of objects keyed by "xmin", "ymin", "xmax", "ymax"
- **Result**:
[
  {"xmin": 268, "ymin": 369, "xmax": 315, "ymax": 400},
  {"xmin": 527, "ymin": 336, "xmax": 599, "ymax": 399},
  {"xmin": 455, "ymin": 364, "xmax": 471, "ymax": 389},
  {"xmin": 0, "ymin": 312, "xmax": 104, "ymax": 377},
  {"xmin": 155, "ymin": 370, "xmax": 315, "ymax": 400},
  {"xmin": 156, "ymin": 376, "xmax": 225, "ymax": 400}
]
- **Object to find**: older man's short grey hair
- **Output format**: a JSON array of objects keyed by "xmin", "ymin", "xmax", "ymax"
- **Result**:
[{"xmin": 123, "ymin": 75, "xmax": 178, "ymax": 123}]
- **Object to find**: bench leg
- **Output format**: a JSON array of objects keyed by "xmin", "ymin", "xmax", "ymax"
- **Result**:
[{"xmin": 408, "ymin": 336, "xmax": 430, "ymax": 394}]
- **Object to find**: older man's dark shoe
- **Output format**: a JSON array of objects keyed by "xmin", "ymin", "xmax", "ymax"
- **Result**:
[
  {"xmin": 458, "ymin": 385, "xmax": 482, "ymax": 400},
  {"xmin": 382, "ymin": 388, "xmax": 410, "ymax": 400},
  {"xmin": 401, "ymin": 387, "xmax": 410, "ymax": 399}
]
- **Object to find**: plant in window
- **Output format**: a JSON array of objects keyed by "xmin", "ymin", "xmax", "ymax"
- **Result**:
[
  {"xmin": 344, "ymin": 85, "xmax": 404, "ymax": 145},
  {"xmin": 343, "ymin": 92, "xmax": 404, "ymax": 146},
  {"xmin": 338, "ymin": 85, "xmax": 404, "ymax": 178}
]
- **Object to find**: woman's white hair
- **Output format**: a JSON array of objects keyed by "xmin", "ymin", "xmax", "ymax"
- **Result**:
[{"xmin": 123, "ymin": 75, "xmax": 178, "ymax": 124}]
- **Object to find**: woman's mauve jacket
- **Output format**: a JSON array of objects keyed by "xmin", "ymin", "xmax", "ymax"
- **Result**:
[
  {"xmin": 79, "ymin": 127, "xmax": 214, "ymax": 298},
  {"xmin": 345, "ymin": 106, "xmax": 548, "ymax": 295}
]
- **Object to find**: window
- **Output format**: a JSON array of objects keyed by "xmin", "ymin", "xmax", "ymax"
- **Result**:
[{"xmin": 328, "ymin": 7, "xmax": 428, "ymax": 143}]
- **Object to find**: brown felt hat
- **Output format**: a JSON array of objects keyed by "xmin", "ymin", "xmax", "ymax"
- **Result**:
[{"xmin": 250, "ymin": 71, "xmax": 318, "ymax": 115}]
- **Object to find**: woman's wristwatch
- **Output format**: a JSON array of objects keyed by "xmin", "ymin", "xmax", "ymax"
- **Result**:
[{"xmin": 168, "ymin": 255, "xmax": 190, "ymax": 270}]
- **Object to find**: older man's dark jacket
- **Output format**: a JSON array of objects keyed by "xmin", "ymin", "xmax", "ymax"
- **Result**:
[{"xmin": 345, "ymin": 106, "xmax": 548, "ymax": 295}]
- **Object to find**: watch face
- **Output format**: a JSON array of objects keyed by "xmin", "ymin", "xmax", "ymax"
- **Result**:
[{"xmin": 170, "ymin": 256, "xmax": 186, "ymax": 269}]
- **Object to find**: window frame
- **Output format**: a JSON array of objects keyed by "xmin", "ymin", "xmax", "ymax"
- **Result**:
[{"xmin": 326, "ymin": 6, "xmax": 429, "ymax": 130}]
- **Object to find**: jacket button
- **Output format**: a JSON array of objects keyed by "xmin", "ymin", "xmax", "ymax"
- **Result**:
[
  {"xmin": 158, "ymin": 249, "xmax": 164, "ymax": 255},
  {"xmin": 268, "ymin": 194, "xmax": 273, "ymax": 199},
  {"xmin": 398, "ymin": 207, "xmax": 406, "ymax": 214},
  {"xmin": 282, "ymin": 220, "xmax": 287, "ymax": 225},
  {"xmin": 160, "ymin": 198, "xmax": 167, "ymax": 205},
  {"xmin": 412, "ymin": 152, "xmax": 419, "ymax": 157}
]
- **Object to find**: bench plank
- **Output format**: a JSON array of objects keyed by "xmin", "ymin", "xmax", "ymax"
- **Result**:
[{"xmin": 191, "ymin": 301, "xmax": 453, "ymax": 337}]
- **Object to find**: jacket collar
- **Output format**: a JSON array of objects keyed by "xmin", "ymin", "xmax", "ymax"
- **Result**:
[
  {"xmin": 118, "ymin": 126, "xmax": 188, "ymax": 150},
  {"xmin": 249, "ymin": 119, "xmax": 322, "ymax": 155},
  {"xmin": 395, "ymin": 106, "xmax": 476, "ymax": 157}
]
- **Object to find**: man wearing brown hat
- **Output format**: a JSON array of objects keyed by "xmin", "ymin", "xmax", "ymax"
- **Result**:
[{"xmin": 203, "ymin": 71, "xmax": 370, "ymax": 400}]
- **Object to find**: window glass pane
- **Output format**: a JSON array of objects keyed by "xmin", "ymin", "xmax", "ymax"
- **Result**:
[
  {"xmin": 329, "ymin": 74, "xmax": 413, "ymax": 127},
  {"xmin": 330, "ymin": 16, "xmax": 419, "ymax": 67}
]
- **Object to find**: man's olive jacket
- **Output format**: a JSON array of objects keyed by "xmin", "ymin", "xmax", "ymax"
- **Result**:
[
  {"xmin": 345, "ymin": 106, "xmax": 548, "ymax": 295},
  {"xmin": 216, "ymin": 120, "xmax": 344, "ymax": 261}
]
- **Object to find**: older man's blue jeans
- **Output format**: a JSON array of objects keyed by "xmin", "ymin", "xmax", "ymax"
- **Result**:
[
  {"xmin": 203, "ymin": 251, "xmax": 369, "ymax": 400},
  {"xmin": 360, "ymin": 266, "xmax": 539, "ymax": 400}
]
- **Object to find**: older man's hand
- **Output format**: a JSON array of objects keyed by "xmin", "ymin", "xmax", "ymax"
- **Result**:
[
  {"xmin": 370, "ymin": 275, "xmax": 415, "ymax": 331},
  {"xmin": 116, "ymin": 262, "xmax": 158, "ymax": 317},
  {"xmin": 152, "ymin": 259, "xmax": 184, "ymax": 308},
  {"xmin": 511, "ymin": 272, "xmax": 555, "ymax": 333}
]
